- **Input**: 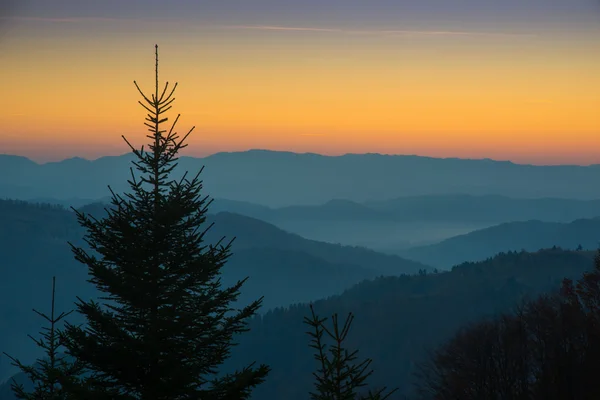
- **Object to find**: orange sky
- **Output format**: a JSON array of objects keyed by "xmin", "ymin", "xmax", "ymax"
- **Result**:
[{"xmin": 1, "ymin": 13, "xmax": 600, "ymax": 165}]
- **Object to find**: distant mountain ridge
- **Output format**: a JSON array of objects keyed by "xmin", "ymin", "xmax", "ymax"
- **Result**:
[
  {"xmin": 3, "ymin": 150, "xmax": 600, "ymax": 206},
  {"xmin": 401, "ymin": 217, "xmax": 600, "ymax": 268},
  {"xmin": 209, "ymin": 194, "xmax": 600, "ymax": 224},
  {"xmin": 18, "ymin": 194, "xmax": 600, "ymax": 225},
  {"xmin": 364, "ymin": 194, "xmax": 600, "ymax": 223}
]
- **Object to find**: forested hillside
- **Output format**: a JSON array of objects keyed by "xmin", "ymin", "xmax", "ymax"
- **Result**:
[
  {"xmin": 223, "ymin": 248, "xmax": 595, "ymax": 399},
  {"xmin": 1, "ymin": 247, "xmax": 593, "ymax": 398}
]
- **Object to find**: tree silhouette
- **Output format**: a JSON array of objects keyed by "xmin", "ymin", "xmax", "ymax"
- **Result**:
[
  {"xmin": 416, "ymin": 249, "xmax": 600, "ymax": 399},
  {"xmin": 415, "ymin": 312, "xmax": 531, "ymax": 400},
  {"xmin": 3, "ymin": 277, "xmax": 84, "ymax": 399},
  {"xmin": 59, "ymin": 45, "xmax": 269, "ymax": 399},
  {"xmin": 304, "ymin": 304, "xmax": 398, "ymax": 400}
]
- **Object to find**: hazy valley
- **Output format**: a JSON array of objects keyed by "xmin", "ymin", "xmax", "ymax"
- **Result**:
[{"xmin": 9, "ymin": 154, "xmax": 600, "ymax": 253}]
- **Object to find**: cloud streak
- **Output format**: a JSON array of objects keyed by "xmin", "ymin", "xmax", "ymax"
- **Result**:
[
  {"xmin": 1, "ymin": 17, "xmax": 537, "ymax": 38},
  {"xmin": 0, "ymin": 16, "xmax": 143, "ymax": 23},
  {"xmin": 221, "ymin": 24, "xmax": 536, "ymax": 38}
]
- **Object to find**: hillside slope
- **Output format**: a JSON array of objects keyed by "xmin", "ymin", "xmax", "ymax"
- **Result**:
[
  {"xmin": 0, "ymin": 199, "xmax": 425, "ymax": 381},
  {"xmin": 401, "ymin": 218, "xmax": 600, "ymax": 268},
  {"xmin": 225, "ymin": 248, "xmax": 596, "ymax": 399}
]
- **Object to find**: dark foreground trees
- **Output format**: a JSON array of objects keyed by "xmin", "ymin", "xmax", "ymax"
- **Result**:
[
  {"xmin": 416, "ymin": 251, "xmax": 600, "ymax": 400},
  {"xmin": 305, "ymin": 305, "xmax": 398, "ymax": 400},
  {"xmin": 3, "ymin": 277, "xmax": 83, "ymax": 399},
  {"xmin": 55, "ymin": 45, "xmax": 269, "ymax": 399}
]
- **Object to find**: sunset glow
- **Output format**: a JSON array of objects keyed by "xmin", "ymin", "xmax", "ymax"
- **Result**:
[{"xmin": 1, "ymin": 1, "xmax": 599, "ymax": 164}]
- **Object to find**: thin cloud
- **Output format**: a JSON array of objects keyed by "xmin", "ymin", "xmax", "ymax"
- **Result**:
[
  {"xmin": 0, "ymin": 16, "xmax": 142, "ymax": 23},
  {"xmin": 0, "ymin": 18, "xmax": 536, "ymax": 38},
  {"xmin": 221, "ymin": 24, "xmax": 536, "ymax": 38},
  {"xmin": 223, "ymin": 25, "xmax": 343, "ymax": 33}
]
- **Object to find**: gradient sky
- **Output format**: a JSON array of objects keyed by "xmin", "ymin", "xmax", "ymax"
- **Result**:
[{"xmin": 1, "ymin": 0, "xmax": 599, "ymax": 164}]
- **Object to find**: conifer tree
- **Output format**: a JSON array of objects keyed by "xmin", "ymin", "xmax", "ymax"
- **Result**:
[
  {"xmin": 304, "ymin": 304, "xmax": 398, "ymax": 400},
  {"xmin": 59, "ymin": 45, "xmax": 269, "ymax": 399},
  {"xmin": 3, "ymin": 277, "xmax": 84, "ymax": 399}
]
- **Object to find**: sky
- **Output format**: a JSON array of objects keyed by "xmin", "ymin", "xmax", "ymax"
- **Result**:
[{"xmin": 1, "ymin": 0, "xmax": 599, "ymax": 165}]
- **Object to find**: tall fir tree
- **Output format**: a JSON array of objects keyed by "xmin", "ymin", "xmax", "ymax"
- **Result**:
[
  {"xmin": 3, "ymin": 277, "xmax": 84, "ymax": 399},
  {"xmin": 60, "ymin": 44, "xmax": 270, "ymax": 399}
]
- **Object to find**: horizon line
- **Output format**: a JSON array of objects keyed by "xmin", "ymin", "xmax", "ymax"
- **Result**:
[{"xmin": 1, "ymin": 149, "xmax": 599, "ymax": 168}]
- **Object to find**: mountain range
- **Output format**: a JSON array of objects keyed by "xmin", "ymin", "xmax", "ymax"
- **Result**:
[
  {"xmin": 4, "ymin": 150, "xmax": 600, "ymax": 397},
  {"xmin": 208, "ymin": 195, "xmax": 600, "ymax": 251},
  {"xmin": 4, "ymin": 150, "xmax": 600, "ymax": 206},
  {"xmin": 34, "ymin": 193, "xmax": 600, "ymax": 253},
  {"xmin": 210, "ymin": 195, "xmax": 600, "ymax": 225}
]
